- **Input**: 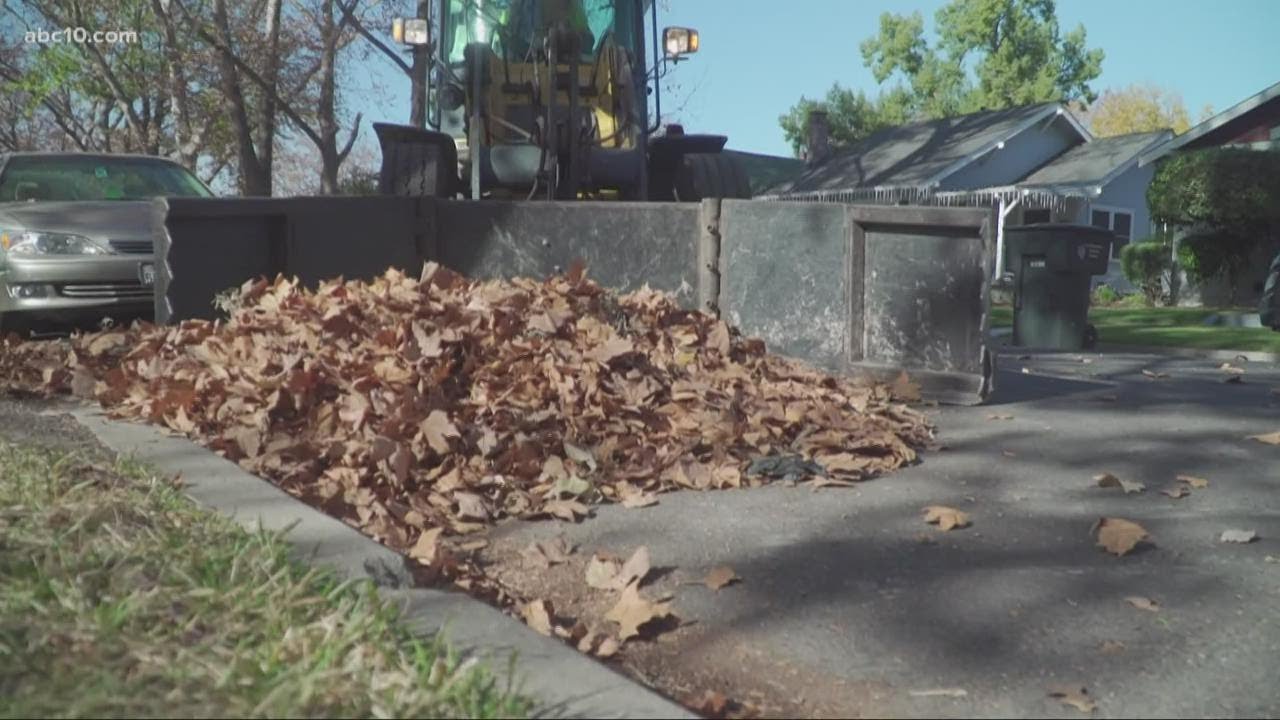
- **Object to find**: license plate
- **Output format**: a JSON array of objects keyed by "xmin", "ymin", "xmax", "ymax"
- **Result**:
[{"xmin": 139, "ymin": 262, "xmax": 155, "ymax": 288}]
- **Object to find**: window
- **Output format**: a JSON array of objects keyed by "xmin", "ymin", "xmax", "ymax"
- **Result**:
[
  {"xmin": 1023, "ymin": 209, "xmax": 1051, "ymax": 224},
  {"xmin": 0, "ymin": 155, "xmax": 213, "ymax": 202},
  {"xmin": 1090, "ymin": 207, "xmax": 1133, "ymax": 258}
]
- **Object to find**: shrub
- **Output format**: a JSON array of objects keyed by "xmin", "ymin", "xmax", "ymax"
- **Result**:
[
  {"xmin": 1120, "ymin": 238, "xmax": 1172, "ymax": 306},
  {"xmin": 1091, "ymin": 284, "xmax": 1120, "ymax": 306}
]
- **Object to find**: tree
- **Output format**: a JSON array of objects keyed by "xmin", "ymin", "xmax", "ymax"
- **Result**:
[
  {"xmin": 1148, "ymin": 148, "xmax": 1280, "ymax": 303},
  {"xmin": 859, "ymin": 0, "xmax": 1104, "ymax": 120},
  {"xmin": 777, "ymin": 84, "xmax": 910, "ymax": 158},
  {"xmin": 1077, "ymin": 84, "xmax": 1191, "ymax": 136},
  {"xmin": 1119, "ymin": 238, "xmax": 1173, "ymax": 306}
]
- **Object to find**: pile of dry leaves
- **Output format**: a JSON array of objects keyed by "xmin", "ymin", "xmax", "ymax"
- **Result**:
[{"xmin": 0, "ymin": 263, "xmax": 932, "ymax": 558}]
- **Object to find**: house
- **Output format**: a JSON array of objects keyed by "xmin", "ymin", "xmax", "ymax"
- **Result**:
[
  {"xmin": 722, "ymin": 149, "xmax": 806, "ymax": 196},
  {"xmin": 1136, "ymin": 79, "xmax": 1280, "ymax": 306},
  {"xmin": 762, "ymin": 102, "xmax": 1171, "ymax": 289}
]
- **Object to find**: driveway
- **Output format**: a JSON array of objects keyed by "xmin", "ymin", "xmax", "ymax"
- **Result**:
[{"xmin": 480, "ymin": 350, "xmax": 1280, "ymax": 718}]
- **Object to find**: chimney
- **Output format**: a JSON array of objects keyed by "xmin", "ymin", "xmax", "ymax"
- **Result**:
[{"xmin": 805, "ymin": 109, "xmax": 832, "ymax": 167}]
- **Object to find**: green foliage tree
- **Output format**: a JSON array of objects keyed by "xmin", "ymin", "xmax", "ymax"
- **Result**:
[
  {"xmin": 859, "ymin": 0, "xmax": 1104, "ymax": 119},
  {"xmin": 1148, "ymin": 149, "xmax": 1280, "ymax": 303},
  {"xmin": 777, "ymin": 84, "xmax": 910, "ymax": 157},
  {"xmin": 1119, "ymin": 238, "xmax": 1172, "ymax": 306}
]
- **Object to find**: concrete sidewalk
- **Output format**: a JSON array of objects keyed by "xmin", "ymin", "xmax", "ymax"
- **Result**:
[{"xmin": 481, "ymin": 351, "xmax": 1280, "ymax": 718}]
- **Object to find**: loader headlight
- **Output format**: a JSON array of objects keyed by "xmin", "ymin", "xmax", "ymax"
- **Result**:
[
  {"xmin": 393, "ymin": 17, "xmax": 430, "ymax": 46},
  {"xmin": 3, "ymin": 229, "xmax": 109, "ymax": 256},
  {"xmin": 663, "ymin": 27, "xmax": 699, "ymax": 58}
]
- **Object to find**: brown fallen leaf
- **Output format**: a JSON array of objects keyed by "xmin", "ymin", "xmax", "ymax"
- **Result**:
[
  {"xmin": 986, "ymin": 413, "xmax": 1015, "ymax": 421},
  {"xmin": 1219, "ymin": 363, "xmax": 1245, "ymax": 375},
  {"xmin": 1002, "ymin": 450, "xmax": 1017, "ymax": 458},
  {"xmin": 703, "ymin": 566, "xmax": 740, "ymax": 591},
  {"xmin": 803, "ymin": 476, "xmax": 857, "ymax": 489},
  {"xmin": 521, "ymin": 600, "xmax": 555, "ymax": 636},
  {"xmin": 609, "ymin": 546, "xmax": 652, "ymax": 591},
  {"xmin": 1092, "ymin": 517, "xmax": 1150, "ymax": 556},
  {"xmin": 922, "ymin": 505, "xmax": 971, "ymax": 531},
  {"xmin": 1094, "ymin": 473, "xmax": 1145, "ymax": 494},
  {"xmin": 542, "ymin": 499, "xmax": 591, "ymax": 521},
  {"xmin": 693, "ymin": 690, "xmax": 731, "ymax": 718},
  {"xmin": 594, "ymin": 636, "xmax": 620, "ymax": 658},
  {"xmin": 604, "ymin": 581, "xmax": 675, "ymax": 641},
  {"xmin": 1247, "ymin": 431, "xmax": 1280, "ymax": 445},
  {"xmin": 1124, "ymin": 595, "xmax": 1160, "ymax": 612},
  {"xmin": 908, "ymin": 688, "xmax": 969, "ymax": 698},
  {"xmin": 1160, "ymin": 484, "xmax": 1190, "ymax": 499},
  {"xmin": 585, "ymin": 553, "xmax": 622, "ymax": 590},
  {"xmin": 1048, "ymin": 685, "xmax": 1096, "ymax": 713},
  {"xmin": 454, "ymin": 492, "xmax": 491, "ymax": 521},
  {"xmin": 409, "ymin": 527, "xmax": 443, "ymax": 565},
  {"xmin": 1177, "ymin": 475, "xmax": 1209, "ymax": 489},
  {"xmin": 1099, "ymin": 640, "xmax": 1126, "ymax": 655},
  {"xmin": 620, "ymin": 490, "xmax": 659, "ymax": 509},
  {"xmin": 1141, "ymin": 369, "xmax": 1168, "ymax": 379},
  {"xmin": 521, "ymin": 537, "xmax": 575, "ymax": 568},
  {"xmin": 420, "ymin": 410, "xmax": 460, "ymax": 454},
  {"xmin": 1220, "ymin": 529, "xmax": 1258, "ymax": 544}
]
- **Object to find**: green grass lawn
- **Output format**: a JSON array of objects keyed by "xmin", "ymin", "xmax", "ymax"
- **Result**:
[
  {"xmin": 0, "ymin": 443, "xmax": 529, "ymax": 719},
  {"xmin": 990, "ymin": 305, "xmax": 1280, "ymax": 353}
]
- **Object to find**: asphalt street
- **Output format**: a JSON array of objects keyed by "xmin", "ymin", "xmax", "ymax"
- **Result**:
[{"xmin": 486, "ymin": 350, "xmax": 1280, "ymax": 718}]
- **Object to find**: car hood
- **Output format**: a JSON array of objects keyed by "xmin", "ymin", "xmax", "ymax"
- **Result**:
[{"xmin": 0, "ymin": 201, "xmax": 153, "ymax": 244}]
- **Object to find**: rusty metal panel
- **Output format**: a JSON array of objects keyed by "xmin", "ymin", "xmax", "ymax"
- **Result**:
[
  {"xmin": 718, "ymin": 200, "xmax": 851, "ymax": 372},
  {"xmin": 436, "ymin": 200, "xmax": 703, "ymax": 307}
]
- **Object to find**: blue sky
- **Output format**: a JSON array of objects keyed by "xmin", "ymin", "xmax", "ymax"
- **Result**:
[{"xmin": 357, "ymin": 0, "xmax": 1280, "ymax": 157}]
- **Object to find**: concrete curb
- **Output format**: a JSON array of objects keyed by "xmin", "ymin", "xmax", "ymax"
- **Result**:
[
  {"xmin": 59, "ymin": 403, "xmax": 695, "ymax": 720},
  {"xmin": 1094, "ymin": 343, "xmax": 1280, "ymax": 364}
]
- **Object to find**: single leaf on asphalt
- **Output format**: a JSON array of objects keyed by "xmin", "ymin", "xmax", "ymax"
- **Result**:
[
  {"xmin": 1141, "ymin": 369, "xmax": 1168, "ymax": 379},
  {"xmin": 987, "ymin": 413, "xmax": 1014, "ymax": 421},
  {"xmin": 1177, "ymin": 475, "xmax": 1209, "ymax": 489},
  {"xmin": 1095, "ymin": 473, "xmax": 1145, "ymax": 494},
  {"xmin": 1160, "ymin": 484, "xmax": 1190, "ymax": 499},
  {"xmin": 521, "ymin": 600, "xmax": 555, "ymax": 636},
  {"xmin": 1220, "ymin": 529, "xmax": 1258, "ymax": 544},
  {"xmin": 704, "ymin": 566, "xmax": 740, "ymax": 591},
  {"xmin": 1124, "ymin": 595, "xmax": 1160, "ymax": 612},
  {"xmin": 1247, "ymin": 431, "xmax": 1280, "ymax": 445},
  {"xmin": 409, "ymin": 527, "xmax": 443, "ymax": 564},
  {"xmin": 1092, "ymin": 517, "xmax": 1149, "ymax": 556},
  {"xmin": 605, "ymin": 581, "xmax": 675, "ymax": 641},
  {"xmin": 1099, "ymin": 640, "xmax": 1126, "ymax": 655},
  {"xmin": 1048, "ymin": 685, "xmax": 1097, "ymax": 713},
  {"xmin": 1219, "ymin": 363, "xmax": 1245, "ymax": 375},
  {"xmin": 585, "ymin": 553, "xmax": 621, "ymax": 590},
  {"xmin": 923, "ymin": 505, "xmax": 971, "ymax": 531},
  {"xmin": 610, "ymin": 546, "xmax": 652, "ymax": 590}
]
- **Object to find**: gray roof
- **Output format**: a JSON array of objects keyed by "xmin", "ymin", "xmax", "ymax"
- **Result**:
[
  {"xmin": 771, "ymin": 102, "xmax": 1082, "ymax": 195},
  {"xmin": 1139, "ymin": 79, "xmax": 1280, "ymax": 166},
  {"xmin": 1019, "ymin": 130, "xmax": 1172, "ymax": 190}
]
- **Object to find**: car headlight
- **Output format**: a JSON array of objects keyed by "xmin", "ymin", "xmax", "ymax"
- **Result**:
[{"xmin": 1, "ymin": 229, "xmax": 109, "ymax": 256}]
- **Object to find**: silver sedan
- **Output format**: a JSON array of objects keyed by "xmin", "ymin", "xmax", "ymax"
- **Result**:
[{"xmin": 0, "ymin": 152, "xmax": 214, "ymax": 336}]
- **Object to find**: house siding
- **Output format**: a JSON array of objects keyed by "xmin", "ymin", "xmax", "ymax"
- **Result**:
[{"xmin": 939, "ymin": 118, "xmax": 1082, "ymax": 190}]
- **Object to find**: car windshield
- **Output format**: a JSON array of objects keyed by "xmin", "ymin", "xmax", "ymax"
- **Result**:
[{"xmin": 0, "ymin": 156, "xmax": 214, "ymax": 203}]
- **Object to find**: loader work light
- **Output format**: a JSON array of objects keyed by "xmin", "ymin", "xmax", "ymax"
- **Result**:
[
  {"xmin": 663, "ymin": 27, "xmax": 699, "ymax": 58},
  {"xmin": 392, "ymin": 17, "xmax": 429, "ymax": 46}
]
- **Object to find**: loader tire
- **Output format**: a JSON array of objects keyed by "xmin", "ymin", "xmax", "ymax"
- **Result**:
[{"xmin": 673, "ymin": 153, "xmax": 753, "ymax": 202}]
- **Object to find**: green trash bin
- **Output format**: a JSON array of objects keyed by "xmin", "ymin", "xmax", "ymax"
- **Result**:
[{"xmin": 1005, "ymin": 224, "xmax": 1112, "ymax": 350}]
